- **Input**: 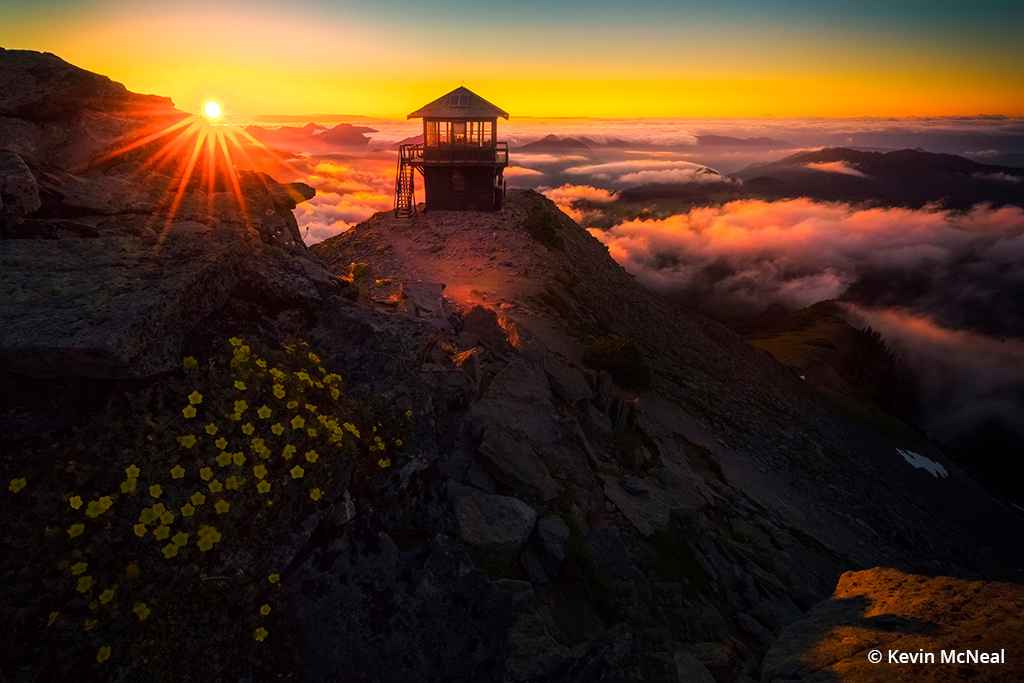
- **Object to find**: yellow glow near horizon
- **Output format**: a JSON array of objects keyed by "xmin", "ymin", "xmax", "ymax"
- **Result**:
[{"xmin": 204, "ymin": 101, "xmax": 222, "ymax": 119}]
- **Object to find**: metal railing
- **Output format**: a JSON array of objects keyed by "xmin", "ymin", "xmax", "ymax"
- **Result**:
[{"xmin": 399, "ymin": 142, "xmax": 508, "ymax": 165}]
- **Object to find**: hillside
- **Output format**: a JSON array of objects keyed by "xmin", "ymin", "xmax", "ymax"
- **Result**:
[{"xmin": 1, "ymin": 48, "xmax": 1021, "ymax": 682}]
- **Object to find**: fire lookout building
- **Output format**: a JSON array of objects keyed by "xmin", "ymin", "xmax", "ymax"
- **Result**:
[{"xmin": 395, "ymin": 87, "xmax": 509, "ymax": 217}]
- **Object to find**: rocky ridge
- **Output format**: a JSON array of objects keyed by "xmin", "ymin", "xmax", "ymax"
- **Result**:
[{"xmin": 1, "ymin": 48, "xmax": 1021, "ymax": 682}]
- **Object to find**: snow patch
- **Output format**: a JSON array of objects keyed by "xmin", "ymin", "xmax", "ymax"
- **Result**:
[{"xmin": 897, "ymin": 448, "xmax": 949, "ymax": 478}]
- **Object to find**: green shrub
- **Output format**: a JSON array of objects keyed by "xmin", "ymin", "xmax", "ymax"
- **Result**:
[
  {"xmin": 521, "ymin": 206, "xmax": 564, "ymax": 251},
  {"xmin": 581, "ymin": 337, "xmax": 651, "ymax": 390}
]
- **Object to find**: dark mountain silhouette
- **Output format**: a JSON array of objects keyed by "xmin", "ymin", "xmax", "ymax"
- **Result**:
[
  {"xmin": 244, "ymin": 121, "xmax": 377, "ymax": 150},
  {"xmin": 514, "ymin": 134, "xmax": 596, "ymax": 156},
  {"xmin": 696, "ymin": 134, "xmax": 795, "ymax": 149},
  {"xmin": 731, "ymin": 147, "xmax": 1024, "ymax": 208}
]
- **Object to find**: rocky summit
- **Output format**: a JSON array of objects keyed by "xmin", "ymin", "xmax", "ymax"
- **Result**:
[{"xmin": 1, "ymin": 49, "xmax": 1021, "ymax": 682}]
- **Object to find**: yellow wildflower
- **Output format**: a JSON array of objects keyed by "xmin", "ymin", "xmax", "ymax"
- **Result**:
[
  {"xmin": 178, "ymin": 434, "xmax": 197, "ymax": 448},
  {"xmin": 378, "ymin": 458, "xmax": 391, "ymax": 468},
  {"xmin": 208, "ymin": 479, "xmax": 223, "ymax": 493},
  {"xmin": 343, "ymin": 422, "xmax": 360, "ymax": 438},
  {"xmin": 228, "ymin": 337, "xmax": 242, "ymax": 347},
  {"xmin": 149, "ymin": 484, "xmax": 163, "ymax": 499},
  {"xmin": 99, "ymin": 496, "xmax": 112, "ymax": 509},
  {"xmin": 215, "ymin": 499, "xmax": 230, "ymax": 514},
  {"xmin": 120, "ymin": 478, "xmax": 137, "ymax": 493},
  {"xmin": 172, "ymin": 531, "xmax": 189, "ymax": 546},
  {"xmin": 171, "ymin": 465, "xmax": 185, "ymax": 479},
  {"xmin": 191, "ymin": 492, "xmax": 206, "ymax": 506},
  {"xmin": 405, "ymin": 410, "xmax": 413, "ymax": 418},
  {"xmin": 282, "ymin": 444, "xmax": 296, "ymax": 459},
  {"xmin": 188, "ymin": 390, "xmax": 203, "ymax": 405},
  {"xmin": 125, "ymin": 563, "xmax": 140, "ymax": 579},
  {"xmin": 235, "ymin": 381, "xmax": 247, "ymax": 391},
  {"xmin": 291, "ymin": 415, "xmax": 305, "ymax": 430},
  {"xmin": 153, "ymin": 525, "xmax": 170, "ymax": 541},
  {"xmin": 216, "ymin": 451, "xmax": 232, "ymax": 467},
  {"xmin": 200, "ymin": 467, "xmax": 212, "ymax": 481},
  {"xmin": 99, "ymin": 588, "xmax": 115, "ymax": 604},
  {"xmin": 69, "ymin": 495, "xmax": 83, "ymax": 509},
  {"xmin": 84, "ymin": 618, "xmax": 97, "ymax": 631},
  {"xmin": 139, "ymin": 508, "xmax": 158, "ymax": 524},
  {"xmin": 159, "ymin": 510, "xmax": 174, "ymax": 525},
  {"xmin": 307, "ymin": 428, "xmax": 318, "ymax": 437},
  {"xmin": 273, "ymin": 384, "xmax": 285, "ymax": 399},
  {"xmin": 161, "ymin": 543, "xmax": 179, "ymax": 559},
  {"xmin": 258, "ymin": 405, "xmax": 271, "ymax": 419},
  {"xmin": 268, "ymin": 573, "xmax": 280, "ymax": 584},
  {"xmin": 205, "ymin": 423, "xmax": 218, "ymax": 436},
  {"xmin": 308, "ymin": 351, "xmax": 321, "ymax": 363},
  {"xmin": 254, "ymin": 627, "xmax": 268, "ymax": 642},
  {"xmin": 234, "ymin": 400, "xmax": 248, "ymax": 413},
  {"xmin": 310, "ymin": 488, "xmax": 322, "ymax": 501},
  {"xmin": 232, "ymin": 452, "xmax": 246, "ymax": 466},
  {"xmin": 77, "ymin": 576, "xmax": 93, "ymax": 593},
  {"xmin": 257, "ymin": 480, "xmax": 271, "ymax": 494},
  {"xmin": 260, "ymin": 604, "xmax": 272, "ymax": 615},
  {"xmin": 133, "ymin": 602, "xmax": 150, "ymax": 620},
  {"xmin": 256, "ymin": 358, "xmax": 267, "ymax": 368},
  {"xmin": 330, "ymin": 387, "xmax": 340, "ymax": 400},
  {"xmin": 152, "ymin": 502, "xmax": 166, "ymax": 515},
  {"xmin": 126, "ymin": 464, "xmax": 140, "ymax": 478},
  {"xmin": 71, "ymin": 562, "xmax": 88, "ymax": 575},
  {"xmin": 9, "ymin": 478, "xmax": 26, "ymax": 493},
  {"xmin": 215, "ymin": 436, "xmax": 228, "ymax": 449},
  {"xmin": 242, "ymin": 423, "xmax": 255, "ymax": 435},
  {"xmin": 183, "ymin": 356, "xmax": 198, "ymax": 369},
  {"xmin": 225, "ymin": 476, "xmax": 239, "ymax": 490},
  {"xmin": 253, "ymin": 464, "xmax": 267, "ymax": 479},
  {"xmin": 396, "ymin": 439, "xmax": 403, "ymax": 447},
  {"xmin": 290, "ymin": 465, "xmax": 305, "ymax": 479},
  {"xmin": 305, "ymin": 450, "xmax": 319, "ymax": 463},
  {"xmin": 305, "ymin": 403, "xmax": 318, "ymax": 413},
  {"xmin": 296, "ymin": 371, "xmax": 310, "ymax": 383},
  {"xmin": 180, "ymin": 503, "xmax": 196, "ymax": 517},
  {"xmin": 133, "ymin": 523, "xmax": 147, "ymax": 537},
  {"xmin": 85, "ymin": 500, "xmax": 106, "ymax": 518},
  {"xmin": 96, "ymin": 646, "xmax": 111, "ymax": 663},
  {"xmin": 271, "ymin": 423, "xmax": 284, "ymax": 435},
  {"xmin": 182, "ymin": 405, "xmax": 197, "ymax": 419},
  {"xmin": 48, "ymin": 611, "xmax": 59, "ymax": 627},
  {"xmin": 230, "ymin": 412, "xmax": 241, "ymax": 421},
  {"xmin": 286, "ymin": 400, "xmax": 299, "ymax": 409}
]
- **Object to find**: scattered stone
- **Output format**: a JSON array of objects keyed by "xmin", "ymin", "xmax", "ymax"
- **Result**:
[{"xmin": 621, "ymin": 475, "xmax": 650, "ymax": 495}]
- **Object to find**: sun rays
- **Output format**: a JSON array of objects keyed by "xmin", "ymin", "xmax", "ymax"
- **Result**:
[{"xmin": 79, "ymin": 108, "xmax": 301, "ymax": 233}]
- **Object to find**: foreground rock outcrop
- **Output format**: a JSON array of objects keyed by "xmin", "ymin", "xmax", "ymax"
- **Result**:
[{"xmin": 0, "ymin": 48, "xmax": 333, "ymax": 380}]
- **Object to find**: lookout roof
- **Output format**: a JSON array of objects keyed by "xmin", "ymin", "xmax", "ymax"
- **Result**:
[{"xmin": 407, "ymin": 86, "xmax": 509, "ymax": 120}]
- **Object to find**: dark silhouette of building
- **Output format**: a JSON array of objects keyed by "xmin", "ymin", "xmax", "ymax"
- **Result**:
[{"xmin": 395, "ymin": 87, "xmax": 509, "ymax": 216}]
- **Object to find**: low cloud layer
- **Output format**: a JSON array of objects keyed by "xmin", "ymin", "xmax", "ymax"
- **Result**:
[
  {"xmin": 566, "ymin": 160, "xmax": 727, "ymax": 187},
  {"xmin": 590, "ymin": 199, "xmax": 1024, "ymax": 333}
]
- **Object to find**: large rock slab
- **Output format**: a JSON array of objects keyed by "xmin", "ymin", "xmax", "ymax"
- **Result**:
[
  {"xmin": 476, "ymin": 424, "xmax": 560, "ymax": 501},
  {"xmin": 471, "ymin": 357, "xmax": 568, "ymax": 445},
  {"xmin": 0, "ymin": 221, "xmax": 248, "ymax": 377},
  {"xmin": 761, "ymin": 567, "xmax": 1024, "ymax": 683}
]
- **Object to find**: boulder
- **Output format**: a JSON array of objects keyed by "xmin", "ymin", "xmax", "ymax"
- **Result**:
[
  {"xmin": 476, "ymin": 424, "xmax": 560, "ymax": 501},
  {"xmin": 461, "ymin": 304, "xmax": 513, "ymax": 354},
  {"xmin": 536, "ymin": 515, "xmax": 570, "ymax": 577},
  {"xmin": 544, "ymin": 357, "xmax": 593, "ymax": 405},
  {"xmin": 761, "ymin": 567, "xmax": 1024, "ymax": 682},
  {"xmin": 0, "ymin": 150, "xmax": 40, "ymax": 216},
  {"xmin": 269, "ymin": 181, "xmax": 315, "ymax": 210},
  {"xmin": 585, "ymin": 525, "xmax": 650, "ymax": 600},
  {"xmin": 453, "ymin": 487, "xmax": 538, "ymax": 562}
]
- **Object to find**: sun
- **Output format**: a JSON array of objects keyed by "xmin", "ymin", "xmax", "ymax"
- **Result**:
[{"xmin": 204, "ymin": 101, "xmax": 222, "ymax": 119}]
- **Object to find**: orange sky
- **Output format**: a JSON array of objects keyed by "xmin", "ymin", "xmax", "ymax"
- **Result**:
[{"xmin": 3, "ymin": 0, "xmax": 1023, "ymax": 118}]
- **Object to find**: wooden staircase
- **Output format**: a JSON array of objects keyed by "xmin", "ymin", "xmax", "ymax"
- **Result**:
[{"xmin": 394, "ymin": 155, "xmax": 415, "ymax": 218}]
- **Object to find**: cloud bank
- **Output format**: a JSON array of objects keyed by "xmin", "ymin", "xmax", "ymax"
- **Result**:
[{"xmin": 590, "ymin": 199, "xmax": 1024, "ymax": 332}]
